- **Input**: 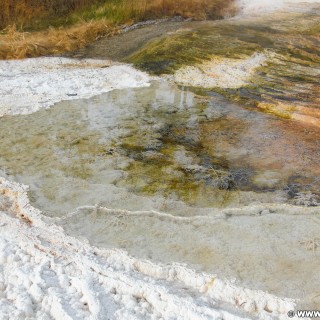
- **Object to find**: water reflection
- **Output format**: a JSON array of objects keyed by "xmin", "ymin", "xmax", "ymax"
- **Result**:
[
  {"xmin": 128, "ymin": 6, "xmax": 320, "ymax": 121},
  {"xmin": 0, "ymin": 81, "xmax": 319, "ymax": 218}
]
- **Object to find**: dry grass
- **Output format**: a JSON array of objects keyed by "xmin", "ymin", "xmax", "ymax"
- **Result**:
[
  {"xmin": 82, "ymin": 0, "xmax": 236, "ymax": 22},
  {"xmin": 0, "ymin": 0, "xmax": 235, "ymax": 29},
  {"xmin": 0, "ymin": 0, "xmax": 235, "ymax": 60},
  {"xmin": 0, "ymin": 22, "xmax": 117, "ymax": 59},
  {"xmin": 146, "ymin": 0, "xmax": 235, "ymax": 19},
  {"xmin": 0, "ymin": 0, "xmax": 102, "ymax": 29}
]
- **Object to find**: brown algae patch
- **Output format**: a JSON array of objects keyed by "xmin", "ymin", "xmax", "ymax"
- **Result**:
[
  {"xmin": 256, "ymin": 102, "xmax": 320, "ymax": 127},
  {"xmin": 257, "ymin": 102, "xmax": 296, "ymax": 119},
  {"xmin": 116, "ymin": 144, "xmax": 237, "ymax": 207}
]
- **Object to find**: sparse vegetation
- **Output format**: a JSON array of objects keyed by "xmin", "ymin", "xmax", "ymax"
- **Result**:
[{"xmin": 0, "ymin": 0, "xmax": 235, "ymax": 59}]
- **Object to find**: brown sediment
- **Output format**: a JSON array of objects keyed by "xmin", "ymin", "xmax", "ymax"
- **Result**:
[
  {"xmin": 292, "ymin": 106, "xmax": 320, "ymax": 128},
  {"xmin": 199, "ymin": 104, "xmax": 320, "ymax": 190},
  {"xmin": 256, "ymin": 102, "xmax": 320, "ymax": 128}
]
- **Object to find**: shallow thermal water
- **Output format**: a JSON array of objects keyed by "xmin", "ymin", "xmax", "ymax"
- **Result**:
[
  {"xmin": 1, "ymin": 80, "xmax": 319, "ymax": 215},
  {"xmin": 0, "ymin": 0, "xmax": 320, "ymax": 313},
  {"xmin": 127, "ymin": 2, "xmax": 320, "ymax": 122},
  {"xmin": 1, "ymin": 80, "xmax": 320, "ymax": 308}
]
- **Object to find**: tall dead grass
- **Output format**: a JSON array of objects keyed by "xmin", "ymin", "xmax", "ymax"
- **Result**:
[
  {"xmin": 0, "ymin": 22, "xmax": 116, "ymax": 59},
  {"xmin": 0, "ymin": 0, "xmax": 104, "ymax": 29},
  {"xmin": 141, "ymin": 0, "xmax": 235, "ymax": 20},
  {"xmin": 0, "ymin": 0, "xmax": 235, "ymax": 60},
  {"xmin": 78, "ymin": 0, "xmax": 236, "ymax": 24}
]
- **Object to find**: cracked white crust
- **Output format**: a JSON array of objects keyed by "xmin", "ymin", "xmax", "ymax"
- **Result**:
[
  {"xmin": 0, "ymin": 58, "xmax": 152, "ymax": 117},
  {"xmin": 0, "ymin": 177, "xmax": 296, "ymax": 320}
]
